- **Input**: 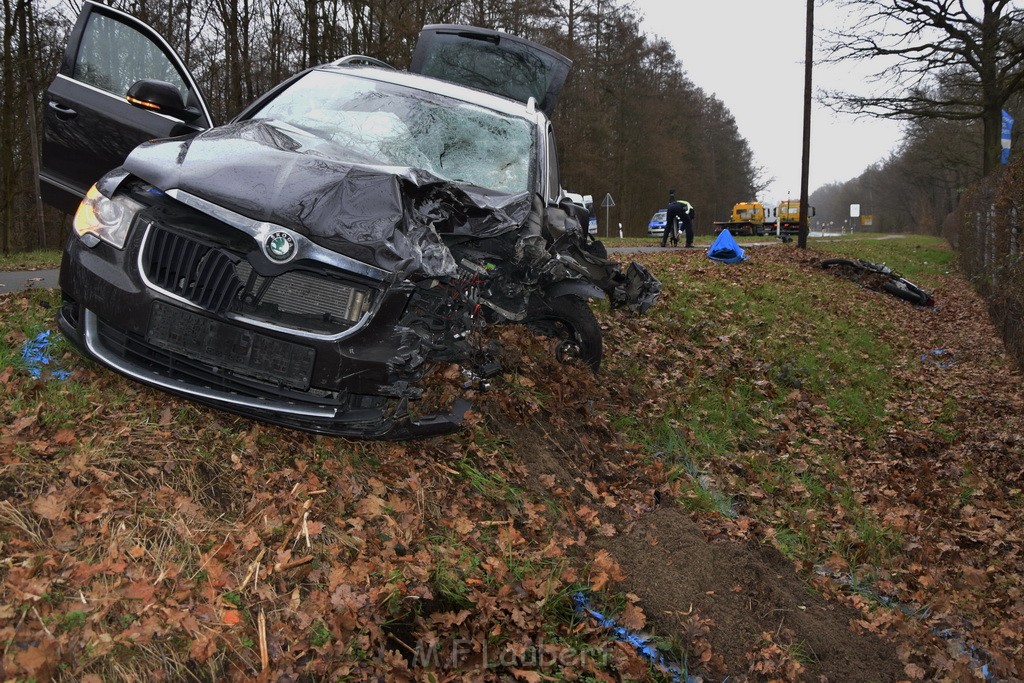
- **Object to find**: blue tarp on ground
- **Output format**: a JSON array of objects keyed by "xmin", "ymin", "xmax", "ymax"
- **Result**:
[{"xmin": 707, "ymin": 228, "xmax": 747, "ymax": 263}]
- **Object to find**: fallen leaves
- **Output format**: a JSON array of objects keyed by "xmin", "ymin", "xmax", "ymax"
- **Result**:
[{"xmin": 3, "ymin": 245, "xmax": 1024, "ymax": 681}]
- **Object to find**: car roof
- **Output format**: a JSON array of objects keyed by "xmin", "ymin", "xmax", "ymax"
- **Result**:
[{"xmin": 315, "ymin": 63, "xmax": 547, "ymax": 123}]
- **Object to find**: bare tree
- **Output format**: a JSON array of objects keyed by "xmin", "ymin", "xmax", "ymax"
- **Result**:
[
  {"xmin": 822, "ymin": 0, "xmax": 1024, "ymax": 175},
  {"xmin": 1, "ymin": 0, "xmax": 16, "ymax": 253},
  {"xmin": 0, "ymin": 0, "xmax": 764, "ymax": 250}
]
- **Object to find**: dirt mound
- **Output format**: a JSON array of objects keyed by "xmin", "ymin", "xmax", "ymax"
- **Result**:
[
  {"xmin": 599, "ymin": 507, "xmax": 902, "ymax": 681},
  {"xmin": 494, "ymin": 415, "xmax": 904, "ymax": 681}
]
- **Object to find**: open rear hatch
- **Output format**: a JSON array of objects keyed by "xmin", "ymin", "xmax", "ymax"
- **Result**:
[{"xmin": 409, "ymin": 24, "xmax": 571, "ymax": 116}]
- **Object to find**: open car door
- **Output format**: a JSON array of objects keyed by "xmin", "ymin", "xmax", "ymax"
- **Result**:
[
  {"xmin": 409, "ymin": 24, "xmax": 571, "ymax": 117},
  {"xmin": 41, "ymin": 0, "xmax": 213, "ymax": 214}
]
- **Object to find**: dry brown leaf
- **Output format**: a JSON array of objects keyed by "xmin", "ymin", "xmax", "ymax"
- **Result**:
[
  {"xmin": 618, "ymin": 602, "xmax": 647, "ymax": 630},
  {"xmin": 16, "ymin": 642, "xmax": 58, "ymax": 679},
  {"xmin": 904, "ymin": 662, "xmax": 927, "ymax": 679},
  {"xmin": 31, "ymin": 493, "xmax": 67, "ymax": 521},
  {"xmin": 123, "ymin": 581, "xmax": 156, "ymax": 601},
  {"xmin": 53, "ymin": 428, "xmax": 76, "ymax": 445}
]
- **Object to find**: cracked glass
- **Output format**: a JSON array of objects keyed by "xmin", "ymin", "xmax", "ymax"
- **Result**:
[{"xmin": 253, "ymin": 70, "xmax": 534, "ymax": 195}]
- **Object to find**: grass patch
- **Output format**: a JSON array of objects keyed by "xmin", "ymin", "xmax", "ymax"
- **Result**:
[
  {"xmin": 427, "ymin": 541, "xmax": 481, "ymax": 610},
  {"xmin": 309, "ymin": 620, "xmax": 331, "ymax": 647},
  {"xmin": 0, "ymin": 248, "xmax": 62, "ymax": 271},
  {"xmin": 456, "ymin": 457, "xmax": 522, "ymax": 505},
  {"xmin": 58, "ymin": 610, "xmax": 87, "ymax": 633},
  {"xmin": 815, "ymin": 234, "xmax": 953, "ymax": 282},
  {"xmin": 610, "ymin": 237, "xmax": 934, "ymax": 574}
]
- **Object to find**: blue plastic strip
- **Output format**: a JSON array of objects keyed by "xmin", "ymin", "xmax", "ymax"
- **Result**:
[
  {"xmin": 573, "ymin": 592, "xmax": 686, "ymax": 681},
  {"xmin": 21, "ymin": 330, "xmax": 72, "ymax": 380}
]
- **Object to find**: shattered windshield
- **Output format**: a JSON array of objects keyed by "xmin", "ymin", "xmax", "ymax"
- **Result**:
[{"xmin": 252, "ymin": 70, "xmax": 535, "ymax": 194}]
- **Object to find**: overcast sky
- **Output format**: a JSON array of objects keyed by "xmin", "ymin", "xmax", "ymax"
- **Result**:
[{"xmin": 632, "ymin": 0, "xmax": 906, "ymax": 204}]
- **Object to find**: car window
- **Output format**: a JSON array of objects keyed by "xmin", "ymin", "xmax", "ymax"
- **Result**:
[
  {"xmin": 410, "ymin": 27, "xmax": 570, "ymax": 116},
  {"xmin": 73, "ymin": 12, "xmax": 189, "ymax": 101},
  {"xmin": 252, "ymin": 70, "xmax": 534, "ymax": 195}
]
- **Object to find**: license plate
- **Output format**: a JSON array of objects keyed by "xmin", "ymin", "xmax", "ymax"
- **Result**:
[{"xmin": 147, "ymin": 301, "xmax": 315, "ymax": 390}]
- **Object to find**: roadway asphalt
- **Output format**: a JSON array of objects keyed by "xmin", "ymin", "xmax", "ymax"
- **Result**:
[{"xmin": 0, "ymin": 268, "xmax": 60, "ymax": 292}]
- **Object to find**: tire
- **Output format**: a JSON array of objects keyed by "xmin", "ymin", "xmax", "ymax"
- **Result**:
[
  {"xmin": 819, "ymin": 258, "xmax": 868, "ymax": 279},
  {"xmin": 883, "ymin": 278, "xmax": 932, "ymax": 306},
  {"xmin": 524, "ymin": 295, "xmax": 602, "ymax": 372}
]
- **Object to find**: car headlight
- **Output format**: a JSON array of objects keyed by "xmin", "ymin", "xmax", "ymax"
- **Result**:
[{"xmin": 72, "ymin": 184, "xmax": 143, "ymax": 249}]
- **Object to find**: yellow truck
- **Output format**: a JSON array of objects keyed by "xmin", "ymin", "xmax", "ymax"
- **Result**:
[
  {"xmin": 772, "ymin": 199, "xmax": 815, "ymax": 235},
  {"xmin": 713, "ymin": 201, "xmax": 769, "ymax": 236}
]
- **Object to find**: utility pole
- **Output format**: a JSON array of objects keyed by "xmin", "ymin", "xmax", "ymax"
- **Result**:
[{"xmin": 797, "ymin": 0, "xmax": 813, "ymax": 249}]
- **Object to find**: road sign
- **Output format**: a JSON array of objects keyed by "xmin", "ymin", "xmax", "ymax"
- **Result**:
[
  {"xmin": 850, "ymin": 204, "xmax": 860, "ymax": 218},
  {"xmin": 601, "ymin": 194, "xmax": 615, "ymax": 237}
]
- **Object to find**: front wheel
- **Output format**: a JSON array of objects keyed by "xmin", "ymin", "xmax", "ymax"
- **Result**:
[{"xmin": 523, "ymin": 295, "xmax": 602, "ymax": 372}]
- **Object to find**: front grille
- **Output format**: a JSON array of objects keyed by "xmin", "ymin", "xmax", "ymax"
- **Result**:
[
  {"xmin": 233, "ymin": 262, "xmax": 368, "ymax": 333},
  {"xmin": 141, "ymin": 225, "xmax": 371, "ymax": 335},
  {"xmin": 143, "ymin": 227, "xmax": 242, "ymax": 313}
]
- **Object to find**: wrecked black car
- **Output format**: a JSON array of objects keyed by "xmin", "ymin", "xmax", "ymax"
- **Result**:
[{"xmin": 40, "ymin": 2, "xmax": 660, "ymax": 438}]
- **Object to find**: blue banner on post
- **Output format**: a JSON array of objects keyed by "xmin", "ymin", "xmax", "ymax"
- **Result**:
[{"xmin": 1002, "ymin": 110, "xmax": 1014, "ymax": 164}]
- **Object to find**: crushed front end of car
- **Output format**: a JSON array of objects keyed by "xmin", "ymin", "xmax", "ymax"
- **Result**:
[{"xmin": 58, "ymin": 164, "xmax": 477, "ymax": 439}]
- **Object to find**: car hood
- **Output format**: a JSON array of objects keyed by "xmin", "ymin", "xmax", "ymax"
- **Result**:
[{"xmin": 121, "ymin": 119, "xmax": 534, "ymax": 278}]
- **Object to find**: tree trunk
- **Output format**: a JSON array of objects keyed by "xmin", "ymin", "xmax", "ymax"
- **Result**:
[
  {"xmin": 18, "ymin": 0, "xmax": 43, "ymax": 248},
  {"xmin": 305, "ymin": 0, "xmax": 319, "ymax": 68},
  {"xmin": 26, "ymin": 95, "xmax": 43, "ymax": 248},
  {"xmin": 982, "ymin": 104, "xmax": 1003, "ymax": 175},
  {"xmin": 1, "ymin": 0, "xmax": 16, "ymax": 254},
  {"xmin": 980, "ymin": 0, "xmax": 1003, "ymax": 175}
]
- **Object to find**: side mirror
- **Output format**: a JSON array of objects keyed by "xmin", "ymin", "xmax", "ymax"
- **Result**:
[
  {"xmin": 126, "ymin": 79, "xmax": 201, "ymax": 122},
  {"xmin": 810, "ymin": 206, "xmax": 817, "ymax": 217}
]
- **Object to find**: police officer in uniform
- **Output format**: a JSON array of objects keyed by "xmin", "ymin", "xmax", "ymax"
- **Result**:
[{"xmin": 661, "ymin": 190, "xmax": 695, "ymax": 248}]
